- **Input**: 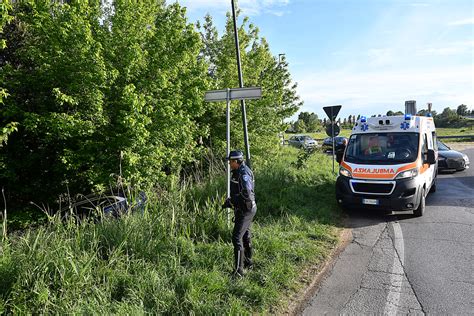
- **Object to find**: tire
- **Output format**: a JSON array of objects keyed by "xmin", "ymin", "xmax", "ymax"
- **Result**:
[
  {"xmin": 414, "ymin": 188, "xmax": 425, "ymax": 217},
  {"xmin": 429, "ymin": 179, "xmax": 437, "ymax": 193}
]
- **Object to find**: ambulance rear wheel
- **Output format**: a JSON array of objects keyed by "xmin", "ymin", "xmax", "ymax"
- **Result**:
[{"xmin": 414, "ymin": 188, "xmax": 425, "ymax": 217}]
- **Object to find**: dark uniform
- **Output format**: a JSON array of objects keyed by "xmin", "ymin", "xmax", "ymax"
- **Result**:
[{"xmin": 223, "ymin": 151, "xmax": 257, "ymax": 276}]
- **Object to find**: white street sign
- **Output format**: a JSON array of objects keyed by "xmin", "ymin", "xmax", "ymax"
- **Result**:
[{"xmin": 204, "ymin": 87, "xmax": 262, "ymax": 102}]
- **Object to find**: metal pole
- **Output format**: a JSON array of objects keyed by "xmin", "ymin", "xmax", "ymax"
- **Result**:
[
  {"xmin": 226, "ymin": 88, "xmax": 231, "ymax": 227},
  {"xmin": 332, "ymin": 107, "xmax": 335, "ymax": 174},
  {"xmin": 278, "ymin": 54, "xmax": 285, "ymax": 145},
  {"xmin": 231, "ymin": 0, "xmax": 251, "ymax": 168}
]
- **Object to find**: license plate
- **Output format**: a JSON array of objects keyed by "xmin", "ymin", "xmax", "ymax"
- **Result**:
[{"xmin": 362, "ymin": 198, "xmax": 379, "ymax": 205}]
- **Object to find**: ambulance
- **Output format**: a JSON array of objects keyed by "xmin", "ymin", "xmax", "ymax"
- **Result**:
[{"xmin": 336, "ymin": 114, "xmax": 438, "ymax": 216}]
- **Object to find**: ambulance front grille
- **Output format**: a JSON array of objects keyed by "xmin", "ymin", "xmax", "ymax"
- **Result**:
[{"xmin": 349, "ymin": 180, "xmax": 396, "ymax": 195}]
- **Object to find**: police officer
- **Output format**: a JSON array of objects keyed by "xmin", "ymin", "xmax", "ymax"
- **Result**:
[{"xmin": 222, "ymin": 150, "xmax": 257, "ymax": 277}]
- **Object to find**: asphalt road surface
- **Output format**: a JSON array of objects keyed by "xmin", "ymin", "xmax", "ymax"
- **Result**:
[{"xmin": 303, "ymin": 146, "xmax": 473, "ymax": 315}]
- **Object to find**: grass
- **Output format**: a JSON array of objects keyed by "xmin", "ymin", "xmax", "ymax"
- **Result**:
[
  {"xmin": 0, "ymin": 147, "xmax": 342, "ymax": 314},
  {"xmin": 286, "ymin": 129, "xmax": 351, "ymax": 141},
  {"xmin": 436, "ymin": 127, "xmax": 473, "ymax": 136},
  {"xmin": 287, "ymin": 127, "xmax": 474, "ymax": 142}
]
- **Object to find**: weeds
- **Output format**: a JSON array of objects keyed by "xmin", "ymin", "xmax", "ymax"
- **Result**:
[{"xmin": 0, "ymin": 147, "xmax": 341, "ymax": 314}]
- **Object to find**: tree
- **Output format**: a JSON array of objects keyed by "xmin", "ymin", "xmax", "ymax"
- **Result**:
[
  {"xmin": 457, "ymin": 104, "xmax": 468, "ymax": 116},
  {"xmin": 0, "ymin": 0, "xmax": 17, "ymax": 147},
  {"xmin": 386, "ymin": 110, "xmax": 403, "ymax": 116},
  {"xmin": 297, "ymin": 111, "xmax": 319, "ymax": 132},
  {"xmin": 197, "ymin": 8, "xmax": 301, "ymax": 160},
  {"xmin": 1, "ymin": 1, "xmax": 209, "ymax": 204},
  {"xmin": 417, "ymin": 109, "xmax": 437, "ymax": 117},
  {"xmin": 434, "ymin": 107, "xmax": 464, "ymax": 127},
  {"xmin": 293, "ymin": 119, "xmax": 306, "ymax": 133},
  {"xmin": 1, "ymin": 1, "xmax": 302, "ymax": 205}
]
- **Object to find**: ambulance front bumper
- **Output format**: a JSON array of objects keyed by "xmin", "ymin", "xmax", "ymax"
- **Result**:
[{"xmin": 335, "ymin": 176, "xmax": 421, "ymax": 211}]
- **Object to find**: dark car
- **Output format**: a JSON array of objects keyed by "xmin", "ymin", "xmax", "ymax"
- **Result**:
[
  {"xmin": 437, "ymin": 140, "xmax": 470, "ymax": 172},
  {"xmin": 288, "ymin": 135, "xmax": 318, "ymax": 148},
  {"xmin": 322, "ymin": 136, "xmax": 348, "ymax": 153}
]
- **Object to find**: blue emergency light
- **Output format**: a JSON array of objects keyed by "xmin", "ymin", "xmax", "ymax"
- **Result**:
[
  {"xmin": 404, "ymin": 114, "xmax": 412, "ymax": 120},
  {"xmin": 360, "ymin": 116, "xmax": 367, "ymax": 123},
  {"xmin": 426, "ymin": 113, "xmax": 432, "ymax": 117}
]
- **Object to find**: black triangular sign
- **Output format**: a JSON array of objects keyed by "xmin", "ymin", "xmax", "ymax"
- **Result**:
[{"xmin": 323, "ymin": 105, "xmax": 342, "ymax": 121}]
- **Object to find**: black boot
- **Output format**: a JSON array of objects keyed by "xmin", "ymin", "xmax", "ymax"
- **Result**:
[
  {"xmin": 244, "ymin": 246, "xmax": 253, "ymax": 269},
  {"xmin": 233, "ymin": 248, "xmax": 245, "ymax": 277}
]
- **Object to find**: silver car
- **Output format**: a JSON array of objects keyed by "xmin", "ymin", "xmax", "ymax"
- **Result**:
[{"xmin": 288, "ymin": 135, "xmax": 318, "ymax": 148}]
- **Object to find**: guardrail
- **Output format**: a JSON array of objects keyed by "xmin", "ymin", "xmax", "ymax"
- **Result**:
[{"xmin": 438, "ymin": 135, "xmax": 474, "ymax": 140}]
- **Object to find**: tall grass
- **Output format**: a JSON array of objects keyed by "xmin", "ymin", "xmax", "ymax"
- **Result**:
[{"xmin": 0, "ymin": 147, "xmax": 341, "ymax": 314}]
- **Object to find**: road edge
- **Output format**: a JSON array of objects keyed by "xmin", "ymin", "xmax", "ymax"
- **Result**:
[{"xmin": 282, "ymin": 227, "xmax": 353, "ymax": 315}]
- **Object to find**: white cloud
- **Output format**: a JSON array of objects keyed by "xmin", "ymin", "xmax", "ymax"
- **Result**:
[
  {"xmin": 448, "ymin": 18, "xmax": 474, "ymax": 26},
  {"xmin": 367, "ymin": 48, "xmax": 394, "ymax": 67},
  {"xmin": 170, "ymin": 0, "xmax": 291, "ymax": 16},
  {"xmin": 415, "ymin": 40, "xmax": 474, "ymax": 56},
  {"xmin": 295, "ymin": 65, "xmax": 474, "ymax": 117},
  {"xmin": 409, "ymin": 3, "xmax": 430, "ymax": 7}
]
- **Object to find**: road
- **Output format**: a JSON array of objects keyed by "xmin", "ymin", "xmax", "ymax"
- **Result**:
[{"xmin": 303, "ymin": 146, "xmax": 474, "ymax": 315}]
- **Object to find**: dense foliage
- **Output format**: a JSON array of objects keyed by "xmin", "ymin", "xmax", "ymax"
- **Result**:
[{"xmin": 0, "ymin": 1, "xmax": 300, "ymax": 206}]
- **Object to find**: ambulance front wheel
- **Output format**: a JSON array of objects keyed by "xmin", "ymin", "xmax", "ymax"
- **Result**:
[{"xmin": 413, "ymin": 188, "xmax": 425, "ymax": 217}]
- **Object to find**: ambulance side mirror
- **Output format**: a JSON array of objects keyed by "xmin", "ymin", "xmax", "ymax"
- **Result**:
[
  {"xmin": 336, "ymin": 152, "xmax": 344, "ymax": 164},
  {"xmin": 427, "ymin": 149, "xmax": 436, "ymax": 165}
]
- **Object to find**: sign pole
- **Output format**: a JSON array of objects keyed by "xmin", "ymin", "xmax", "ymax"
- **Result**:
[
  {"xmin": 231, "ymin": 0, "xmax": 252, "ymax": 168},
  {"xmin": 204, "ymin": 86, "xmax": 262, "ymax": 227},
  {"xmin": 331, "ymin": 107, "xmax": 335, "ymax": 174},
  {"xmin": 226, "ymin": 88, "xmax": 231, "ymax": 226},
  {"xmin": 323, "ymin": 105, "xmax": 342, "ymax": 175}
]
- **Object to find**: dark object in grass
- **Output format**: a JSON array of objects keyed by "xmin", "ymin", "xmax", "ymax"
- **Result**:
[
  {"xmin": 61, "ymin": 191, "xmax": 147, "ymax": 220},
  {"xmin": 61, "ymin": 194, "xmax": 128, "ymax": 220}
]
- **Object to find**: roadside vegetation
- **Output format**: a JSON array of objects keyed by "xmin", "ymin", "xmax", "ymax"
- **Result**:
[
  {"xmin": 286, "ymin": 127, "xmax": 473, "ymax": 142},
  {"xmin": 0, "ymin": 147, "xmax": 341, "ymax": 314},
  {"xmin": 0, "ymin": 2, "xmax": 343, "ymax": 313}
]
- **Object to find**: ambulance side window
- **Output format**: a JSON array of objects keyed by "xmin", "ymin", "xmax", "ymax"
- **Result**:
[
  {"xmin": 426, "ymin": 132, "xmax": 433, "ymax": 149},
  {"xmin": 432, "ymin": 132, "xmax": 438, "ymax": 151},
  {"xmin": 422, "ymin": 133, "xmax": 428, "ymax": 161},
  {"xmin": 421, "ymin": 134, "xmax": 426, "ymax": 153}
]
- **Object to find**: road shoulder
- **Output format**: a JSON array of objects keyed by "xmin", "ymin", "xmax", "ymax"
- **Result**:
[{"xmin": 282, "ymin": 227, "xmax": 352, "ymax": 315}]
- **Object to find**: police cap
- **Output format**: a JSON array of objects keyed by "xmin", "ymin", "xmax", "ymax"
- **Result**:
[{"xmin": 227, "ymin": 150, "xmax": 244, "ymax": 161}]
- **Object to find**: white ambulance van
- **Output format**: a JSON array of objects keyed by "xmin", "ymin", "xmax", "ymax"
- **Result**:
[{"xmin": 336, "ymin": 114, "xmax": 437, "ymax": 216}]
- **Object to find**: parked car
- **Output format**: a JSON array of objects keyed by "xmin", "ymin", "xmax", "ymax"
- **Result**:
[
  {"xmin": 322, "ymin": 136, "xmax": 348, "ymax": 153},
  {"xmin": 288, "ymin": 135, "xmax": 318, "ymax": 148},
  {"xmin": 60, "ymin": 191, "xmax": 147, "ymax": 220},
  {"xmin": 437, "ymin": 140, "xmax": 470, "ymax": 172}
]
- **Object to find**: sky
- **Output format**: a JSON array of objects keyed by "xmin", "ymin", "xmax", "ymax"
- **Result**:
[{"xmin": 170, "ymin": 0, "xmax": 473, "ymax": 120}]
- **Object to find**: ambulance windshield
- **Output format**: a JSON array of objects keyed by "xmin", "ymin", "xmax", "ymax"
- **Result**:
[{"xmin": 345, "ymin": 133, "xmax": 419, "ymax": 164}]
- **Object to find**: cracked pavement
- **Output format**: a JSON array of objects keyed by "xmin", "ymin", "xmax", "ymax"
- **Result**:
[{"xmin": 302, "ymin": 147, "xmax": 474, "ymax": 315}]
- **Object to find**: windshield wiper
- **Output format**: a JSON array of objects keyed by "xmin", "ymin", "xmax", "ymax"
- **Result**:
[
  {"xmin": 386, "ymin": 159, "xmax": 412, "ymax": 163},
  {"xmin": 345, "ymin": 156, "xmax": 374, "ymax": 163}
]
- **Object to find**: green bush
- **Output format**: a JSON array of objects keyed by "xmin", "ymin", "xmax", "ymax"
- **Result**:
[{"xmin": 0, "ymin": 1, "xmax": 300, "ymax": 207}]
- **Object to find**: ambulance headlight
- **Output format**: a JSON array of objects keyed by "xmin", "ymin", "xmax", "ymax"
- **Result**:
[
  {"xmin": 395, "ymin": 168, "xmax": 418, "ymax": 179},
  {"xmin": 339, "ymin": 166, "xmax": 352, "ymax": 178}
]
